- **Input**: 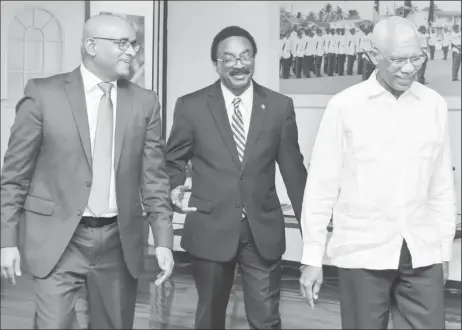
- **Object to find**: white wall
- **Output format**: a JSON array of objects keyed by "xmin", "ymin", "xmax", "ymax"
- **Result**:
[{"xmin": 1, "ymin": 1, "xmax": 85, "ymax": 168}]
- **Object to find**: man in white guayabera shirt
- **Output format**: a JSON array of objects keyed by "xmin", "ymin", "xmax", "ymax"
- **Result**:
[{"xmin": 299, "ymin": 16, "xmax": 457, "ymax": 330}]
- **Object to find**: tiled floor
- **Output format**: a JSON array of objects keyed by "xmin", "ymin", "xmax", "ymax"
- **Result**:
[{"xmin": 1, "ymin": 251, "xmax": 461, "ymax": 329}]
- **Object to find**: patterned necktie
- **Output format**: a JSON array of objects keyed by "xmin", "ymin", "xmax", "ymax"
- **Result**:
[
  {"xmin": 87, "ymin": 82, "xmax": 114, "ymax": 217},
  {"xmin": 231, "ymin": 97, "xmax": 247, "ymax": 219},
  {"xmin": 231, "ymin": 97, "xmax": 246, "ymax": 162}
]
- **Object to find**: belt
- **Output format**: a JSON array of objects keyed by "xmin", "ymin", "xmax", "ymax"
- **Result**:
[{"xmin": 79, "ymin": 216, "xmax": 117, "ymax": 228}]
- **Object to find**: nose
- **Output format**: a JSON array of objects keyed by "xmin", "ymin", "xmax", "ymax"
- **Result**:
[
  {"xmin": 233, "ymin": 58, "xmax": 246, "ymax": 68},
  {"xmin": 125, "ymin": 45, "xmax": 136, "ymax": 57},
  {"xmin": 400, "ymin": 60, "xmax": 417, "ymax": 74}
]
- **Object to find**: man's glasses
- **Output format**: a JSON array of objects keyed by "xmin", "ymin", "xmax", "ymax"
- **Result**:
[
  {"xmin": 217, "ymin": 54, "xmax": 253, "ymax": 67},
  {"xmin": 92, "ymin": 37, "xmax": 141, "ymax": 52},
  {"xmin": 364, "ymin": 48, "xmax": 427, "ymax": 68}
]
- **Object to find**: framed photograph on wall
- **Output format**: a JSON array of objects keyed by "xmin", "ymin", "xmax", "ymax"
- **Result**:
[
  {"xmin": 279, "ymin": 1, "xmax": 461, "ymax": 99},
  {"xmin": 84, "ymin": 0, "xmax": 167, "ymax": 118}
]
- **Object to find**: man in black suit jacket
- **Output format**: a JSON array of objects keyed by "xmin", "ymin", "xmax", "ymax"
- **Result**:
[{"xmin": 166, "ymin": 26, "xmax": 307, "ymax": 329}]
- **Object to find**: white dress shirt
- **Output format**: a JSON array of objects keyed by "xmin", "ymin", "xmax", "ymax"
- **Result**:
[
  {"xmin": 221, "ymin": 82, "xmax": 253, "ymax": 140},
  {"xmin": 80, "ymin": 64, "xmax": 118, "ymax": 217},
  {"xmin": 301, "ymin": 71, "xmax": 457, "ymax": 270}
]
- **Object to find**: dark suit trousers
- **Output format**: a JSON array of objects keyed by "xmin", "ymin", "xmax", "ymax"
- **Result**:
[
  {"xmin": 327, "ymin": 53, "xmax": 336, "ymax": 76},
  {"xmin": 357, "ymin": 52, "xmax": 364, "ymax": 74},
  {"xmin": 33, "ymin": 222, "xmax": 138, "ymax": 329},
  {"xmin": 453, "ymin": 52, "xmax": 461, "ymax": 80},
  {"xmin": 338, "ymin": 240, "xmax": 445, "ymax": 329},
  {"xmin": 346, "ymin": 55, "xmax": 355, "ymax": 75},
  {"xmin": 190, "ymin": 218, "xmax": 282, "ymax": 330},
  {"xmin": 315, "ymin": 55, "xmax": 323, "ymax": 77},
  {"xmin": 323, "ymin": 54, "xmax": 328, "ymax": 74}
]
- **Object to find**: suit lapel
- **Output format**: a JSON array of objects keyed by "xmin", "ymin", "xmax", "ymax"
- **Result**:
[
  {"xmin": 114, "ymin": 79, "xmax": 132, "ymax": 171},
  {"xmin": 241, "ymin": 82, "xmax": 267, "ymax": 171},
  {"xmin": 207, "ymin": 81, "xmax": 241, "ymax": 170},
  {"xmin": 65, "ymin": 68, "xmax": 92, "ymax": 170}
]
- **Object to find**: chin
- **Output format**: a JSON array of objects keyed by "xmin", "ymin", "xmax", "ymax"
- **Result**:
[
  {"xmin": 116, "ymin": 70, "xmax": 130, "ymax": 79},
  {"xmin": 392, "ymin": 80, "xmax": 413, "ymax": 92}
]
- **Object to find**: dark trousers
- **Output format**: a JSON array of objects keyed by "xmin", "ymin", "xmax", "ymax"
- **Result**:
[
  {"xmin": 362, "ymin": 60, "xmax": 375, "ymax": 81},
  {"xmin": 418, "ymin": 58, "xmax": 428, "ymax": 84},
  {"xmin": 453, "ymin": 52, "xmax": 461, "ymax": 80},
  {"xmin": 323, "ymin": 54, "xmax": 328, "ymax": 74},
  {"xmin": 357, "ymin": 52, "xmax": 364, "ymax": 74},
  {"xmin": 295, "ymin": 57, "xmax": 303, "ymax": 78},
  {"xmin": 338, "ymin": 240, "xmax": 445, "ymax": 329},
  {"xmin": 303, "ymin": 55, "xmax": 313, "ymax": 77},
  {"xmin": 334, "ymin": 54, "xmax": 338, "ymax": 73},
  {"xmin": 33, "ymin": 222, "xmax": 138, "ymax": 329},
  {"xmin": 429, "ymin": 45, "xmax": 436, "ymax": 60},
  {"xmin": 346, "ymin": 55, "xmax": 355, "ymax": 75},
  {"xmin": 190, "ymin": 218, "xmax": 282, "ymax": 330},
  {"xmin": 443, "ymin": 46, "xmax": 449, "ymax": 60},
  {"xmin": 327, "ymin": 53, "xmax": 335, "ymax": 76},
  {"xmin": 315, "ymin": 55, "xmax": 323, "ymax": 77},
  {"xmin": 281, "ymin": 58, "xmax": 290, "ymax": 79},
  {"xmin": 337, "ymin": 54, "xmax": 346, "ymax": 75}
]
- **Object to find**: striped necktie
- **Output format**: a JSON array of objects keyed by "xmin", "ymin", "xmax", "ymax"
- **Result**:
[{"xmin": 231, "ymin": 97, "xmax": 247, "ymax": 219}]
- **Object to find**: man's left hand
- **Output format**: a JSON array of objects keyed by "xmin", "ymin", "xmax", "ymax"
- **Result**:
[
  {"xmin": 155, "ymin": 246, "xmax": 174, "ymax": 286},
  {"xmin": 443, "ymin": 261, "xmax": 449, "ymax": 284}
]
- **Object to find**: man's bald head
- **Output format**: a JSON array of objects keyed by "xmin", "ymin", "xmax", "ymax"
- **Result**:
[
  {"xmin": 367, "ymin": 16, "xmax": 426, "ymax": 95},
  {"xmin": 371, "ymin": 16, "xmax": 420, "ymax": 55},
  {"xmin": 82, "ymin": 14, "xmax": 133, "ymax": 45},
  {"xmin": 80, "ymin": 14, "xmax": 137, "ymax": 82}
]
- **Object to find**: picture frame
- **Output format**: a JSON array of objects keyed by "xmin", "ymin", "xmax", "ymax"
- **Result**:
[{"xmin": 274, "ymin": 1, "xmax": 461, "ymax": 109}]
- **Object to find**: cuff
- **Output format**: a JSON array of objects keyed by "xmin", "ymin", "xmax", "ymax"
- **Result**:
[
  {"xmin": 441, "ymin": 241, "xmax": 453, "ymax": 262},
  {"xmin": 300, "ymin": 244, "xmax": 325, "ymax": 267}
]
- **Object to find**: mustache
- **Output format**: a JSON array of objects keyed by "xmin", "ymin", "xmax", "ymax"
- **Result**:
[{"xmin": 230, "ymin": 69, "xmax": 250, "ymax": 76}]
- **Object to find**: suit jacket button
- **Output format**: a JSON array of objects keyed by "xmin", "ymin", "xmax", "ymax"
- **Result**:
[
  {"xmin": 85, "ymin": 181, "xmax": 91, "ymax": 187},
  {"xmin": 235, "ymin": 202, "xmax": 240, "ymax": 208},
  {"xmin": 77, "ymin": 210, "xmax": 82, "ymax": 216}
]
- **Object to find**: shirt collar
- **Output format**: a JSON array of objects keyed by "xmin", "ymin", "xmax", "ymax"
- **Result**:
[
  {"xmin": 364, "ymin": 70, "xmax": 421, "ymax": 100},
  {"xmin": 80, "ymin": 63, "xmax": 117, "ymax": 93},
  {"xmin": 220, "ymin": 81, "xmax": 253, "ymax": 111}
]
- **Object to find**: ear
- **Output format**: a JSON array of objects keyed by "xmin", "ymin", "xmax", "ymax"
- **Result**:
[
  {"xmin": 84, "ymin": 38, "xmax": 97, "ymax": 57},
  {"xmin": 213, "ymin": 61, "xmax": 219, "ymax": 73},
  {"xmin": 366, "ymin": 48, "xmax": 380, "ymax": 66}
]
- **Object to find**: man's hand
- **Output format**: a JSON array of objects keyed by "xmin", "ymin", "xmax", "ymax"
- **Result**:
[
  {"xmin": 155, "ymin": 247, "xmax": 174, "ymax": 286},
  {"xmin": 299, "ymin": 265, "xmax": 323, "ymax": 309},
  {"xmin": 1, "ymin": 247, "xmax": 21, "ymax": 285},
  {"xmin": 443, "ymin": 261, "xmax": 449, "ymax": 284},
  {"xmin": 171, "ymin": 184, "xmax": 196, "ymax": 214}
]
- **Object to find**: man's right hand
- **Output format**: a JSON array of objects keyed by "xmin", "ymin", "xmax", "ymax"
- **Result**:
[
  {"xmin": 1, "ymin": 247, "xmax": 21, "ymax": 285},
  {"xmin": 171, "ymin": 183, "xmax": 197, "ymax": 214},
  {"xmin": 299, "ymin": 265, "xmax": 323, "ymax": 309}
]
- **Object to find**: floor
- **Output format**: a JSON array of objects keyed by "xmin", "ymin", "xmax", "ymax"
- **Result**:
[{"xmin": 1, "ymin": 251, "xmax": 461, "ymax": 329}]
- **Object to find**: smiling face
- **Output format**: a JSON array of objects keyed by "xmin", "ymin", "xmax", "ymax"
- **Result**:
[
  {"xmin": 214, "ymin": 36, "xmax": 255, "ymax": 95},
  {"xmin": 370, "ymin": 18, "xmax": 424, "ymax": 93},
  {"xmin": 84, "ymin": 17, "xmax": 137, "ymax": 81}
]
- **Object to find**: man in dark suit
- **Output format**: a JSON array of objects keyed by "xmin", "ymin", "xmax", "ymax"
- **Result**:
[
  {"xmin": 0, "ymin": 15, "xmax": 174, "ymax": 329},
  {"xmin": 166, "ymin": 26, "xmax": 307, "ymax": 329}
]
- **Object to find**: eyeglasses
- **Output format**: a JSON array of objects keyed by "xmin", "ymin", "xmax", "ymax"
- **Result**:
[
  {"xmin": 364, "ymin": 48, "xmax": 427, "ymax": 68},
  {"xmin": 217, "ymin": 54, "xmax": 253, "ymax": 67},
  {"xmin": 92, "ymin": 37, "xmax": 141, "ymax": 52}
]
